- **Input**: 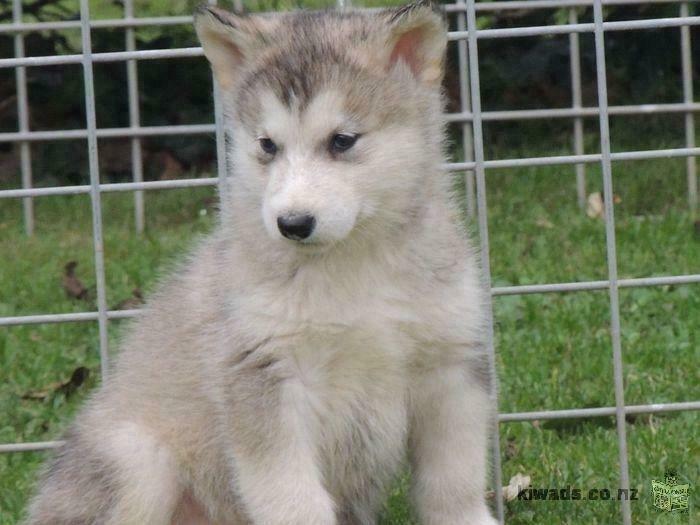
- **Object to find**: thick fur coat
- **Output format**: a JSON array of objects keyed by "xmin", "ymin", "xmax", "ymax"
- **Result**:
[{"xmin": 25, "ymin": 3, "xmax": 497, "ymax": 524}]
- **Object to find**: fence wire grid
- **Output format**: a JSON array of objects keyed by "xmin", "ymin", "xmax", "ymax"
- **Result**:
[{"xmin": 1, "ymin": 1, "xmax": 700, "ymax": 524}]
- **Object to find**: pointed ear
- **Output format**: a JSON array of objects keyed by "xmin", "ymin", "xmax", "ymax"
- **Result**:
[
  {"xmin": 194, "ymin": 6, "xmax": 274, "ymax": 90},
  {"xmin": 383, "ymin": 2, "xmax": 447, "ymax": 86}
]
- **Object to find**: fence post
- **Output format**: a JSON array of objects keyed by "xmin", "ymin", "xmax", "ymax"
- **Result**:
[
  {"xmin": 12, "ymin": 0, "xmax": 34, "ymax": 235},
  {"xmin": 124, "ymin": 0, "xmax": 145, "ymax": 233},
  {"xmin": 592, "ymin": 1, "xmax": 632, "ymax": 523},
  {"xmin": 680, "ymin": 2, "xmax": 697, "ymax": 217},
  {"xmin": 457, "ymin": 0, "xmax": 476, "ymax": 219},
  {"xmin": 79, "ymin": 0, "xmax": 110, "ymax": 378},
  {"xmin": 569, "ymin": 7, "xmax": 586, "ymax": 211},
  {"xmin": 465, "ymin": 1, "xmax": 504, "ymax": 522}
]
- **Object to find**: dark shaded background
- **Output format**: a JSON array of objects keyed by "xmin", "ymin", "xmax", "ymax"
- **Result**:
[{"xmin": 0, "ymin": 0, "xmax": 697, "ymax": 186}]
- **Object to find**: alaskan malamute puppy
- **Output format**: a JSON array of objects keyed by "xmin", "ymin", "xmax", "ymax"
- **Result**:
[{"xmin": 25, "ymin": 2, "xmax": 497, "ymax": 524}]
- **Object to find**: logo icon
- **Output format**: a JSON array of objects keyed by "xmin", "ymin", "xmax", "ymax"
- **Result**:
[{"xmin": 652, "ymin": 470, "xmax": 690, "ymax": 513}]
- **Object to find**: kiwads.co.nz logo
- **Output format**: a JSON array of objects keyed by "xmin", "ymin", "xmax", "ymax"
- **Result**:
[{"xmin": 652, "ymin": 470, "xmax": 690, "ymax": 514}]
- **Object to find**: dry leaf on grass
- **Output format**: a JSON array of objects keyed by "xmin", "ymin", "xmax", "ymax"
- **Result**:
[
  {"xmin": 586, "ymin": 192, "xmax": 622, "ymax": 219},
  {"xmin": 486, "ymin": 472, "xmax": 532, "ymax": 501},
  {"xmin": 21, "ymin": 367, "xmax": 90, "ymax": 400},
  {"xmin": 505, "ymin": 436, "xmax": 519, "ymax": 459},
  {"xmin": 62, "ymin": 261, "xmax": 89, "ymax": 300},
  {"xmin": 535, "ymin": 217, "xmax": 554, "ymax": 229},
  {"xmin": 503, "ymin": 473, "xmax": 532, "ymax": 501},
  {"xmin": 586, "ymin": 192, "xmax": 604, "ymax": 219}
]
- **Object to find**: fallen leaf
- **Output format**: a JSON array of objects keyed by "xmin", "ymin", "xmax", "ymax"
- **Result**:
[
  {"xmin": 503, "ymin": 473, "xmax": 532, "ymax": 501},
  {"xmin": 535, "ymin": 217, "xmax": 554, "ymax": 229},
  {"xmin": 22, "ymin": 367, "xmax": 90, "ymax": 400},
  {"xmin": 62, "ymin": 261, "xmax": 89, "ymax": 300},
  {"xmin": 505, "ymin": 436, "xmax": 519, "ymax": 459},
  {"xmin": 586, "ymin": 192, "xmax": 604, "ymax": 219}
]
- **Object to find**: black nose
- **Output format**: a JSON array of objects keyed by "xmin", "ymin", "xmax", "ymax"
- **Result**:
[{"xmin": 277, "ymin": 213, "xmax": 316, "ymax": 241}]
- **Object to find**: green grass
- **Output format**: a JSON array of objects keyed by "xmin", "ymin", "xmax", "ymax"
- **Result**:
[{"xmin": 0, "ymin": 156, "xmax": 698, "ymax": 524}]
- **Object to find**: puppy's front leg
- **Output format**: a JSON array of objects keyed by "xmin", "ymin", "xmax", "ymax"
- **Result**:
[
  {"xmin": 409, "ymin": 362, "xmax": 498, "ymax": 525},
  {"xmin": 224, "ymin": 358, "xmax": 336, "ymax": 525}
]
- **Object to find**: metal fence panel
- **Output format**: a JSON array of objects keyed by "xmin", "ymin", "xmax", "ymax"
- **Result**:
[
  {"xmin": 1, "ymin": 2, "xmax": 698, "ymax": 524},
  {"xmin": 592, "ymin": 1, "xmax": 631, "ymax": 520}
]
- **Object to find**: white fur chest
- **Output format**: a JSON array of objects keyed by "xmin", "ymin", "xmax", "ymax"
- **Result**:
[
  {"xmin": 276, "ymin": 322, "xmax": 410, "ymax": 513},
  {"xmin": 234, "ymin": 266, "xmax": 416, "ymax": 510}
]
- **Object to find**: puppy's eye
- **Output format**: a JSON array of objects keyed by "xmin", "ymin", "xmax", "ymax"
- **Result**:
[
  {"xmin": 329, "ymin": 133, "xmax": 358, "ymax": 154},
  {"xmin": 258, "ymin": 137, "xmax": 277, "ymax": 156}
]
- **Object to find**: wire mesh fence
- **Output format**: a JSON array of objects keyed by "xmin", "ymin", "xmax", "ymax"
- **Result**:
[{"xmin": 1, "ymin": 1, "xmax": 699, "ymax": 524}]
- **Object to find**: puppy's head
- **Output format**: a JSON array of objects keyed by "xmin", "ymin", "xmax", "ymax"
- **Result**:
[{"xmin": 196, "ymin": 2, "xmax": 447, "ymax": 250}]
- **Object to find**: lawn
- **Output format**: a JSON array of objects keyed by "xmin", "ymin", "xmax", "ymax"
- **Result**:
[{"xmin": 0, "ymin": 150, "xmax": 698, "ymax": 523}]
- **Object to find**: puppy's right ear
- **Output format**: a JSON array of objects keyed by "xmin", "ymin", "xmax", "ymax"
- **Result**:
[
  {"xmin": 380, "ymin": 1, "xmax": 447, "ymax": 87},
  {"xmin": 194, "ymin": 6, "xmax": 274, "ymax": 90}
]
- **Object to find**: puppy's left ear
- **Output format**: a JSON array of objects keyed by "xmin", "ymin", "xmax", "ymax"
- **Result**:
[{"xmin": 383, "ymin": 1, "xmax": 447, "ymax": 86}]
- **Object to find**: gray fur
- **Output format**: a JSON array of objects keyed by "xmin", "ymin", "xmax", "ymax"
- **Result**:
[{"xmin": 24, "ymin": 3, "xmax": 497, "ymax": 525}]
